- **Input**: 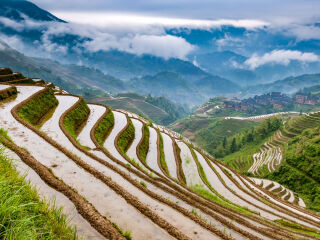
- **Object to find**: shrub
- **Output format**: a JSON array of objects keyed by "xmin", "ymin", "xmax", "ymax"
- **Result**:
[
  {"xmin": 117, "ymin": 118, "xmax": 135, "ymax": 153},
  {"xmin": 18, "ymin": 88, "xmax": 58, "ymax": 126},
  {"xmin": 63, "ymin": 99, "xmax": 90, "ymax": 139},
  {"xmin": 138, "ymin": 124, "xmax": 149, "ymax": 163},
  {"xmin": 94, "ymin": 110, "xmax": 114, "ymax": 145}
]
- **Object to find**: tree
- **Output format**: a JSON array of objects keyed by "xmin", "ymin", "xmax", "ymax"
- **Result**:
[
  {"xmin": 222, "ymin": 137, "xmax": 227, "ymax": 148},
  {"xmin": 230, "ymin": 138, "xmax": 237, "ymax": 152}
]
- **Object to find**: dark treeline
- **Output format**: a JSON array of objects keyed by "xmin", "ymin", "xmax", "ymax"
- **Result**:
[{"xmin": 213, "ymin": 117, "xmax": 282, "ymax": 158}]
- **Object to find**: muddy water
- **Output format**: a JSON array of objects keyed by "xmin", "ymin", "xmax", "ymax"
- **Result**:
[
  {"xmin": 126, "ymin": 118, "xmax": 143, "ymax": 162},
  {"xmin": 0, "ymin": 84, "xmax": 10, "ymax": 90},
  {"xmin": 2, "ymin": 147, "xmax": 104, "ymax": 240},
  {"xmin": 0, "ymin": 95, "xmax": 173, "ymax": 240},
  {"xmin": 176, "ymin": 141, "xmax": 209, "ymax": 190},
  {"xmin": 39, "ymin": 96, "xmax": 220, "ymax": 239},
  {"xmin": 194, "ymin": 151, "xmax": 268, "ymax": 215},
  {"xmin": 41, "ymin": 95, "xmax": 79, "ymax": 142},
  {"xmin": 103, "ymin": 111, "xmax": 129, "ymax": 164},
  {"xmin": 77, "ymin": 104, "xmax": 106, "ymax": 149},
  {"xmin": 161, "ymin": 133, "xmax": 178, "ymax": 179},
  {"xmin": 146, "ymin": 127, "xmax": 162, "ymax": 174},
  {"xmin": 220, "ymin": 164, "xmax": 320, "ymax": 226}
]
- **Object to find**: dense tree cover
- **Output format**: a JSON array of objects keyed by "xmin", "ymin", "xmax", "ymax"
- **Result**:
[
  {"xmin": 266, "ymin": 127, "xmax": 320, "ymax": 211},
  {"xmin": 214, "ymin": 117, "xmax": 282, "ymax": 158},
  {"xmin": 176, "ymin": 118, "xmax": 257, "ymax": 156},
  {"xmin": 145, "ymin": 94, "xmax": 188, "ymax": 125}
]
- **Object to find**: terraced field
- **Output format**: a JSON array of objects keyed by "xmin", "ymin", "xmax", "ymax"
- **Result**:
[
  {"xmin": 248, "ymin": 112, "xmax": 320, "ymax": 176},
  {"xmin": 1, "ymin": 68, "xmax": 320, "ymax": 239}
]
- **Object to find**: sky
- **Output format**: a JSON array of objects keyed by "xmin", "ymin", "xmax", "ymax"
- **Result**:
[{"xmin": 31, "ymin": 0, "xmax": 320, "ymax": 24}]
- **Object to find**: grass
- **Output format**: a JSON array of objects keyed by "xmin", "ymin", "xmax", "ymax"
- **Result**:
[
  {"xmin": 140, "ymin": 181, "xmax": 147, "ymax": 188},
  {"xmin": 190, "ymin": 184, "xmax": 254, "ymax": 215},
  {"xmin": 221, "ymin": 134, "xmax": 272, "ymax": 173},
  {"xmin": 274, "ymin": 219, "xmax": 320, "ymax": 238},
  {"xmin": 158, "ymin": 129, "xmax": 169, "ymax": 175},
  {"xmin": 18, "ymin": 88, "xmax": 58, "ymax": 127},
  {"xmin": 117, "ymin": 118, "xmax": 135, "ymax": 154},
  {"xmin": 0, "ymin": 87, "xmax": 17, "ymax": 101},
  {"xmin": 63, "ymin": 99, "xmax": 90, "ymax": 139},
  {"xmin": 112, "ymin": 222, "xmax": 132, "ymax": 240},
  {"xmin": 174, "ymin": 142, "xmax": 186, "ymax": 185},
  {"xmin": 94, "ymin": 110, "xmax": 114, "ymax": 145},
  {"xmin": 138, "ymin": 124, "xmax": 149, "ymax": 163},
  {"xmin": 0, "ymin": 146, "xmax": 78, "ymax": 239}
]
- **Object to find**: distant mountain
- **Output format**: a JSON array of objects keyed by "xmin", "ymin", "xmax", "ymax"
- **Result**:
[
  {"xmin": 129, "ymin": 72, "xmax": 203, "ymax": 106},
  {"xmin": 242, "ymin": 73, "xmax": 320, "ymax": 97},
  {"xmin": 0, "ymin": 41, "xmax": 125, "ymax": 95},
  {"xmin": 194, "ymin": 51, "xmax": 259, "ymax": 86},
  {"xmin": 0, "ymin": 0, "xmax": 64, "ymax": 22},
  {"xmin": 193, "ymin": 74, "xmax": 240, "ymax": 96}
]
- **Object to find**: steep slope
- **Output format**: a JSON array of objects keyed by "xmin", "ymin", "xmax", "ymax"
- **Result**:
[
  {"xmin": 0, "ymin": 41, "xmax": 125, "ymax": 94},
  {"xmin": 1, "ymin": 68, "xmax": 320, "ymax": 239},
  {"xmin": 0, "ymin": 0, "xmax": 64, "ymax": 22},
  {"xmin": 130, "ymin": 72, "xmax": 203, "ymax": 106}
]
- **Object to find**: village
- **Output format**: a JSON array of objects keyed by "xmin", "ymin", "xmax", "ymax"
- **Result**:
[{"xmin": 223, "ymin": 92, "xmax": 320, "ymax": 112}]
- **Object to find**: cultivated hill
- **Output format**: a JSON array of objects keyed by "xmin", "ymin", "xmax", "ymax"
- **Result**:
[{"xmin": 0, "ymin": 68, "xmax": 320, "ymax": 239}]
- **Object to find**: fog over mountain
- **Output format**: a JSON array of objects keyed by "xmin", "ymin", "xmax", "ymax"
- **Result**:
[{"xmin": 0, "ymin": 0, "xmax": 320, "ymax": 106}]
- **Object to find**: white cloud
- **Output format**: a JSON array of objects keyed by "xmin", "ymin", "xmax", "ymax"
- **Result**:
[
  {"xmin": 245, "ymin": 50, "xmax": 320, "ymax": 69},
  {"xmin": 0, "ymin": 15, "xmax": 195, "ymax": 60},
  {"xmin": 53, "ymin": 11, "xmax": 269, "ymax": 30}
]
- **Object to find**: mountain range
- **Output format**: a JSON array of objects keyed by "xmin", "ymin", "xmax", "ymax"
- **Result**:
[{"xmin": 0, "ymin": 0, "xmax": 320, "ymax": 108}]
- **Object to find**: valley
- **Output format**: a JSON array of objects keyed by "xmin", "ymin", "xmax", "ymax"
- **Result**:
[{"xmin": 1, "ymin": 68, "xmax": 320, "ymax": 239}]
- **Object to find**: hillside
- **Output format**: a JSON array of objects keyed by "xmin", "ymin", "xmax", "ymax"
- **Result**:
[
  {"xmin": 87, "ymin": 92, "xmax": 188, "ymax": 125},
  {"xmin": 171, "ymin": 117, "xmax": 258, "ymax": 155},
  {"xmin": 243, "ymin": 74, "xmax": 320, "ymax": 97},
  {"xmin": 1, "ymin": 67, "xmax": 320, "ymax": 239},
  {"xmin": 130, "ymin": 72, "xmax": 203, "ymax": 106},
  {"xmin": 0, "ymin": 41, "xmax": 127, "ymax": 95}
]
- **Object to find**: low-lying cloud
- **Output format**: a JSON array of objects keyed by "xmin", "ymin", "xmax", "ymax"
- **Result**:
[
  {"xmin": 0, "ymin": 15, "xmax": 195, "ymax": 60},
  {"xmin": 245, "ymin": 50, "xmax": 320, "ymax": 69},
  {"xmin": 53, "ymin": 12, "xmax": 269, "ymax": 30}
]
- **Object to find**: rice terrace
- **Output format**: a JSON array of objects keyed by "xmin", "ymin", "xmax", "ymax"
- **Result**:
[
  {"xmin": 1, "ymin": 65, "xmax": 320, "ymax": 239},
  {"xmin": 1, "ymin": 0, "xmax": 320, "ymax": 239}
]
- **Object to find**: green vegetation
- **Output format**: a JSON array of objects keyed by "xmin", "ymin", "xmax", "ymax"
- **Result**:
[
  {"xmin": 0, "ymin": 72, "xmax": 24, "ymax": 82},
  {"xmin": 0, "ymin": 146, "xmax": 78, "ymax": 239},
  {"xmin": 0, "ymin": 86, "xmax": 17, "ymax": 101},
  {"xmin": 274, "ymin": 219, "xmax": 320, "ymax": 238},
  {"xmin": 18, "ymin": 88, "xmax": 58, "ymax": 127},
  {"xmin": 215, "ymin": 117, "xmax": 282, "ymax": 158},
  {"xmin": 63, "ymin": 99, "xmax": 90, "ymax": 139},
  {"xmin": 190, "ymin": 184, "xmax": 253, "ymax": 215},
  {"xmin": 158, "ymin": 129, "xmax": 169, "ymax": 175},
  {"xmin": 174, "ymin": 142, "xmax": 186, "ymax": 185},
  {"xmin": 90, "ymin": 93, "xmax": 187, "ymax": 126},
  {"xmin": 112, "ymin": 222, "xmax": 132, "ymax": 240},
  {"xmin": 145, "ymin": 95, "xmax": 187, "ymax": 125},
  {"xmin": 117, "ymin": 118, "xmax": 135, "ymax": 153},
  {"xmin": 172, "ymin": 118, "xmax": 257, "ymax": 156},
  {"xmin": 266, "ymin": 126, "xmax": 320, "ymax": 212},
  {"xmin": 140, "ymin": 181, "xmax": 147, "ymax": 188},
  {"xmin": 138, "ymin": 124, "xmax": 149, "ymax": 163},
  {"xmin": 94, "ymin": 110, "xmax": 114, "ymax": 145}
]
